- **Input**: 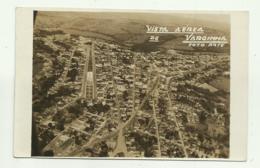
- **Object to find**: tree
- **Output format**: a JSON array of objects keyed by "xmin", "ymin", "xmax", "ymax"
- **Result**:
[
  {"xmin": 122, "ymin": 90, "xmax": 129, "ymax": 101},
  {"xmin": 142, "ymin": 99, "xmax": 152, "ymax": 111},
  {"xmin": 158, "ymin": 97, "xmax": 167, "ymax": 115},
  {"xmin": 98, "ymin": 141, "xmax": 109, "ymax": 157}
]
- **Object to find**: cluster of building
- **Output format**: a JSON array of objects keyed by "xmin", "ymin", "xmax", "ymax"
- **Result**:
[{"xmin": 33, "ymin": 29, "xmax": 230, "ymax": 158}]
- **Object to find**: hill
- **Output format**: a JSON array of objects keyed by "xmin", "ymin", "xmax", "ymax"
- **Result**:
[{"xmin": 34, "ymin": 11, "xmax": 230, "ymax": 53}]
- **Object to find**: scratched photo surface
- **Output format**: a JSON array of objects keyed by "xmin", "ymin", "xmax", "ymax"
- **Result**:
[{"xmin": 32, "ymin": 11, "xmax": 230, "ymax": 158}]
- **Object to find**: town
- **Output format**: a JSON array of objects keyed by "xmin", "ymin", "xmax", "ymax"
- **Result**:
[{"xmin": 32, "ymin": 28, "xmax": 230, "ymax": 158}]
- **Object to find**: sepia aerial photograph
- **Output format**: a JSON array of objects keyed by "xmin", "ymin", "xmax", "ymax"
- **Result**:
[{"xmin": 31, "ymin": 11, "xmax": 230, "ymax": 158}]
